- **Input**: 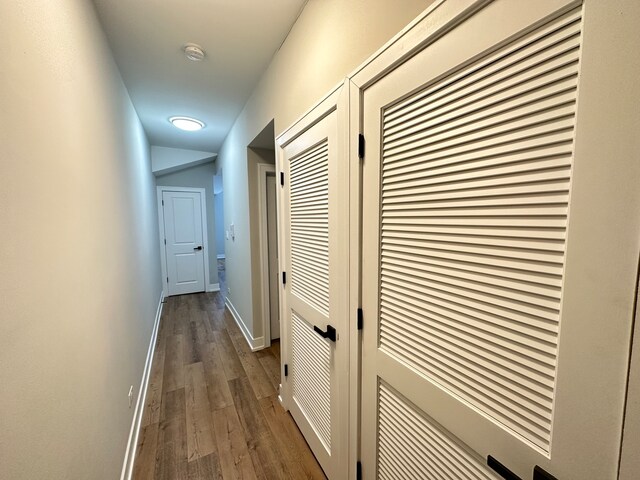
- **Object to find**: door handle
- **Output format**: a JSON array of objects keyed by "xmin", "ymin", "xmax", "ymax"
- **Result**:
[
  {"xmin": 194, "ymin": 246, "xmax": 203, "ymax": 251},
  {"xmin": 487, "ymin": 456, "xmax": 521, "ymax": 480},
  {"xmin": 313, "ymin": 324, "xmax": 337, "ymax": 342}
]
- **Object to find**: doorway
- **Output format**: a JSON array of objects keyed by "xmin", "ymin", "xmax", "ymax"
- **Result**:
[
  {"xmin": 259, "ymin": 166, "xmax": 280, "ymax": 342},
  {"xmin": 157, "ymin": 186, "xmax": 211, "ymax": 297},
  {"xmin": 213, "ymin": 172, "xmax": 226, "ymax": 292}
]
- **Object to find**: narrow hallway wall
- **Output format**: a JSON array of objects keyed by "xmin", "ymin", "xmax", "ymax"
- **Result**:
[{"xmin": 0, "ymin": 0, "xmax": 162, "ymax": 478}]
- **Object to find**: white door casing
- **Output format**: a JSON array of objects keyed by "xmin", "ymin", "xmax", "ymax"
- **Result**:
[
  {"xmin": 277, "ymin": 84, "xmax": 350, "ymax": 480},
  {"xmin": 266, "ymin": 173, "xmax": 280, "ymax": 340},
  {"xmin": 354, "ymin": 0, "xmax": 640, "ymax": 479},
  {"xmin": 258, "ymin": 163, "xmax": 279, "ymax": 345},
  {"xmin": 157, "ymin": 187, "xmax": 210, "ymax": 297}
]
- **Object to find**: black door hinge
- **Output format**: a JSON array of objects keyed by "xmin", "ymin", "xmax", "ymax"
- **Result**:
[
  {"xmin": 161, "ymin": 199, "xmax": 164, "ymax": 206},
  {"xmin": 282, "ymin": 271, "xmax": 287, "ymax": 285},
  {"xmin": 358, "ymin": 134, "xmax": 365, "ymax": 159},
  {"xmin": 280, "ymin": 172, "xmax": 284, "ymax": 186},
  {"xmin": 487, "ymin": 456, "xmax": 521, "ymax": 480},
  {"xmin": 533, "ymin": 466, "xmax": 557, "ymax": 480},
  {"xmin": 356, "ymin": 461, "xmax": 362, "ymax": 480},
  {"xmin": 164, "ymin": 238, "xmax": 166, "ymax": 245},
  {"xmin": 284, "ymin": 364, "xmax": 288, "ymax": 377},
  {"xmin": 166, "ymin": 276, "xmax": 169, "ymax": 283},
  {"xmin": 357, "ymin": 308, "xmax": 363, "ymax": 330}
]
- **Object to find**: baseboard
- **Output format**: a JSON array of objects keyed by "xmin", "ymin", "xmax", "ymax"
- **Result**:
[
  {"xmin": 224, "ymin": 297, "xmax": 265, "ymax": 351},
  {"xmin": 120, "ymin": 291, "xmax": 164, "ymax": 480},
  {"xmin": 217, "ymin": 254, "xmax": 226, "ymax": 259},
  {"xmin": 207, "ymin": 283, "xmax": 220, "ymax": 292}
]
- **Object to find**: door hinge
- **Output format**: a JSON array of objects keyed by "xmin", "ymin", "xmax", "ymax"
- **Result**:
[
  {"xmin": 357, "ymin": 308, "xmax": 363, "ymax": 330},
  {"xmin": 166, "ymin": 276, "xmax": 169, "ymax": 283},
  {"xmin": 164, "ymin": 238, "xmax": 166, "ymax": 245},
  {"xmin": 487, "ymin": 456, "xmax": 521, "ymax": 480},
  {"xmin": 356, "ymin": 461, "xmax": 362, "ymax": 480},
  {"xmin": 280, "ymin": 172, "xmax": 284, "ymax": 186},
  {"xmin": 533, "ymin": 466, "xmax": 557, "ymax": 480},
  {"xmin": 358, "ymin": 134, "xmax": 365, "ymax": 159},
  {"xmin": 284, "ymin": 364, "xmax": 288, "ymax": 377},
  {"xmin": 162, "ymin": 199, "xmax": 164, "ymax": 206},
  {"xmin": 282, "ymin": 271, "xmax": 287, "ymax": 285}
]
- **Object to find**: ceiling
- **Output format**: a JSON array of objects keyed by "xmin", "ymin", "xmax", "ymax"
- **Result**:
[{"xmin": 93, "ymin": 0, "xmax": 307, "ymax": 153}]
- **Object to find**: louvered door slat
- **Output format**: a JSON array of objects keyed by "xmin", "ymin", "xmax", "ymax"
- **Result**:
[
  {"xmin": 380, "ymin": 295, "xmax": 557, "ymax": 371},
  {"xmin": 290, "ymin": 140, "xmax": 329, "ymax": 317},
  {"xmin": 291, "ymin": 312, "xmax": 332, "ymax": 449},
  {"xmin": 384, "ymin": 10, "xmax": 581, "ymax": 123},
  {"xmin": 374, "ymin": 5, "xmax": 583, "ymax": 452},
  {"xmin": 378, "ymin": 383, "xmax": 501, "ymax": 480},
  {"xmin": 380, "ymin": 289, "xmax": 558, "ymax": 346}
]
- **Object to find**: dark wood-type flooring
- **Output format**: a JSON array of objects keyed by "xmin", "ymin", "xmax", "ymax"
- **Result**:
[{"xmin": 132, "ymin": 269, "xmax": 326, "ymax": 479}]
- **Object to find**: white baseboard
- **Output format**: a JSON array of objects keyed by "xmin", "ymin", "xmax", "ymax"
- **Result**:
[
  {"xmin": 217, "ymin": 254, "xmax": 226, "ymax": 259},
  {"xmin": 120, "ymin": 291, "xmax": 164, "ymax": 480},
  {"xmin": 207, "ymin": 283, "xmax": 220, "ymax": 292},
  {"xmin": 224, "ymin": 297, "xmax": 265, "ymax": 351}
]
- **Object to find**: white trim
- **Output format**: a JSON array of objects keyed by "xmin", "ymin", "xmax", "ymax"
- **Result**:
[
  {"xmin": 207, "ymin": 283, "xmax": 220, "ymax": 293},
  {"xmin": 157, "ymin": 186, "xmax": 211, "ymax": 297},
  {"xmin": 225, "ymin": 297, "xmax": 265, "ymax": 351},
  {"xmin": 216, "ymin": 254, "xmax": 226, "ymax": 259},
  {"xmin": 349, "ymin": 0, "xmax": 487, "ymax": 89},
  {"xmin": 120, "ymin": 291, "xmax": 164, "ymax": 480},
  {"xmin": 276, "ymin": 81, "xmax": 343, "ymax": 145},
  {"xmin": 277, "ymin": 86, "xmax": 342, "ymax": 148},
  {"xmin": 257, "ymin": 163, "xmax": 277, "ymax": 348}
]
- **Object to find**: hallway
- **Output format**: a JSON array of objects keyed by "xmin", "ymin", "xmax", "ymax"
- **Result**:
[{"xmin": 132, "ymin": 282, "xmax": 326, "ymax": 479}]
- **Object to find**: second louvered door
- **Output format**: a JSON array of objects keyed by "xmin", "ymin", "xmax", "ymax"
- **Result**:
[
  {"xmin": 360, "ymin": 1, "xmax": 633, "ymax": 479},
  {"xmin": 279, "ymin": 98, "xmax": 349, "ymax": 479}
]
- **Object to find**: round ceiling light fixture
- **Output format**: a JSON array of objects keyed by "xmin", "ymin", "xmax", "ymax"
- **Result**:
[
  {"xmin": 183, "ymin": 43, "xmax": 205, "ymax": 62},
  {"xmin": 169, "ymin": 116, "xmax": 205, "ymax": 131}
]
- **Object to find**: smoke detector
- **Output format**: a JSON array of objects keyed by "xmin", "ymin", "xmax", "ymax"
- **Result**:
[{"xmin": 183, "ymin": 43, "xmax": 205, "ymax": 62}]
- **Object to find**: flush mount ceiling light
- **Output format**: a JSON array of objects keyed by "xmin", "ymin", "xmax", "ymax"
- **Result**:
[
  {"xmin": 183, "ymin": 43, "xmax": 205, "ymax": 62},
  {"xmin": 169, "ymin": 116, "xmax": 205, "ymax": 131}
]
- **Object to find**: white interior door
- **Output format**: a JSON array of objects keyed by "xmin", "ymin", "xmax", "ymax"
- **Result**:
[
  {"xmin": 266, "ymin": 173, "xmax": 280, "ymax": 340},
  {"xmin": 280, "ymin": 103, "xmax": 348, "ymax": 479},
  {"xmin": 360, "ymin": 1, "xmax": 639, "ymax": 479},
  {"xmin": 162, "ymin": 190, "xmax": 206, "ymax": 296}
]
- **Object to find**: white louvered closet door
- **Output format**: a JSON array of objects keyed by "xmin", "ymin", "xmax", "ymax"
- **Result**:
[
  {"xmin": 361, "ymin": 1, "xmax": 635, "ymax": 479},
  {"xmin": 280, "ymin": 104, "xmax": 348, "ymax": 480}
]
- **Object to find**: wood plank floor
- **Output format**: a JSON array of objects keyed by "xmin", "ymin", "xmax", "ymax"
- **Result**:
[{"xmin": 133, "ymin": 286, "xmax": 326, "ymax": 479}]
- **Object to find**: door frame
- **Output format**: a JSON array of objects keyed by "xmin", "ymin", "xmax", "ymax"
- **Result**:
[
  {"xmin": 257, "ymin": 163, "xmax": 277, "ymax": 347},
  {"xmin": 157, "ymin": 186, "xmax": 212, "ymax": 298},
  {"xmin": 347, "ymin": 3, "xmax": 487, "ymax": 476},
  {"xmin": 276, "ymin": 80, "xmax": 351, "ymax": 479},
  {"xmin": 349, "ymin": 0, "xmax": 640, "ymax": 478}
]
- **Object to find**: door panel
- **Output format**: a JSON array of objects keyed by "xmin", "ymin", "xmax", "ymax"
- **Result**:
[
  {"xmin": 163, "ymin": 191, "xmax": 205, "ymax": 296},
  {"xmin": 377, "ymin": 382, "xmax": 500, "ymax": 480},
  {"xmin": 360, "ymin": 1, "xmax": 611, "ymax": 478},
  {"xmin": 280, "ymin": 104, "xmax": 348, "ymax": 479}
]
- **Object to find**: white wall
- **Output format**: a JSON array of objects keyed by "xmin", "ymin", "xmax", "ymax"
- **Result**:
[
  {"xmin": 214, "ymin": 192, "xmax": 225, "ymax": 258},
  {"xmin": 216, "ymin": 0, "xmax": 434, "ymax": 338},
  {"xmin": 151, "ymin": 145, "xmax": 216, "ymax": 175},
  {"xmin": 155, "ymin": 162, "xmax": 219, "ymax": 286},
  {"xmin": 0, "ymin": 1, "xmax": 162, "ymax": 478}
]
